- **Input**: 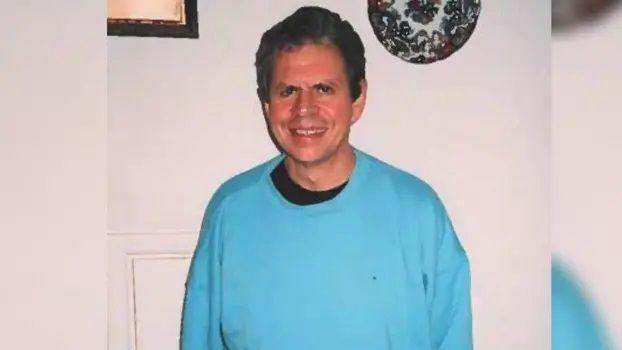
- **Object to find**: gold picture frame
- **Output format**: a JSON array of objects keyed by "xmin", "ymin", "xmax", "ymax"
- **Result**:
[{"xmin": 107, "ymin": 0, "xmax": 198, "ymax": 38}]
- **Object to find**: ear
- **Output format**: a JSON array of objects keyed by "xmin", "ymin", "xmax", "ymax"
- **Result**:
[
  {"xmin": 258, "ymin": 87, "xmax": 271, "ymax": 119},
  {"xmin": 262, "ymin": 101, "xmax": 270, "ymax": 117},
  {"xmin": 350, "ymin": 79, "xmax": 367, "ymax": 125}
]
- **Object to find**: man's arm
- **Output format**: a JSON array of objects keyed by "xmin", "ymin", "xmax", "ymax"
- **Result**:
[
  {"xmin": 552, "ymin": 262, "xmax": 611, "ymax": 350},
  {"xmin": 180, "ymin": 202, "xmax": 226, "ymax": 350},
  {"xmin": 428, "ymin": 205, "xmax": 473, "ymax": 350}
]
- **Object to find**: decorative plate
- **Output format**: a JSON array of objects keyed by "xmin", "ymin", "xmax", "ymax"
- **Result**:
[{"xmin": 368, "ymin": 0, "xmax": 481, "ymax": 64}]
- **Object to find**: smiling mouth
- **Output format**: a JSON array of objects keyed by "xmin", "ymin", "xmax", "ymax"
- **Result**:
[{"xmin": 290, "ymin": 128, "xmax": 327, "ymax": 137}]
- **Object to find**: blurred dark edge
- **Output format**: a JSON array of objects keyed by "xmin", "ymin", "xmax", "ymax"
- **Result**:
[{"xmin": 553, "ymin": 0, "xmax": 620, "ymax": 33}]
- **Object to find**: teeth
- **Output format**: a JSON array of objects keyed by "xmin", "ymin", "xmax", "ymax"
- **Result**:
[{"xmin": 294, "ymin": 128, "xmax": 325, "ymax": 136}]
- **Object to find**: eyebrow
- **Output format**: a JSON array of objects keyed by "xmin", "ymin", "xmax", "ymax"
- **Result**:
[
  {"xmin": 315, "ymin": 80, "xmax": 340, "ymax": 88},
  {"xmin": 272, "ymin": 82, "xmax": 296, "ymax": 90},
  {"xmin": 272, "ymin": 79, "xmax": 341, "ymax": 90}
]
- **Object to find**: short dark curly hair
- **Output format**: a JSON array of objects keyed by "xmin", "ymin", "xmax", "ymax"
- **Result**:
[{"xmin": 255, "ymin": 6, "xmax": 366, "ymax": 104}]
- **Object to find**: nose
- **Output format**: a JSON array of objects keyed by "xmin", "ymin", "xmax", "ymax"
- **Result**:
[{"xmin": 294, "ymin": 89, "xmax": 316, "ymax": 117}]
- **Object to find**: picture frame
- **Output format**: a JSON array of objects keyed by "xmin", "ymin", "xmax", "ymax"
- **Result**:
[{"xmin": 107, "ymin": 0, "xmax": 198, "ymax": 39}]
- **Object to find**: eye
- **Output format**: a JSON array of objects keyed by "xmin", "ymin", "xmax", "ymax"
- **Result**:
[
  {"xmin": 315, "ymin": 84, "xmax": 334, "ymax": 95},
  {"xmin": 279, "ymin": 85, "xmax": 297, "ymax": 97}
]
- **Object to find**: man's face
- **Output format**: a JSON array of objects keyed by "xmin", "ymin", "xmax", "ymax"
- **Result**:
[{"xmin": 264, "ymin": 43, "xmax": 366, "ymax": 166}]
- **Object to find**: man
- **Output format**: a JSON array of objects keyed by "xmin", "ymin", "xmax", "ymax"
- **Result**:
[{"xmin": 181, "ymin": 6, "xmax": 472, "ymax": 350}]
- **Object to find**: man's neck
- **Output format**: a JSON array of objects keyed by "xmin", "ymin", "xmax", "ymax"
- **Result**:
[{"xmin": 284, "ymin": 146, "xmax": 355, "ymax": 191}]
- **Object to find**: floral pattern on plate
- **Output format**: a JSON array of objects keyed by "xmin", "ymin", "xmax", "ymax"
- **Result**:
[{"xmin": 368, "ymin": 0, "xmax": 481, "ymax": 64}]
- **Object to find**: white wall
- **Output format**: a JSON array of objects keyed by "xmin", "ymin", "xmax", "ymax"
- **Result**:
[
  {"xmin": 108, "ymin": 1, "xmax": 549, "ymax": 349},
  {"xmin": 552, "ymin": 10, "xmax": 622, "ymax": 348},
  {"xmin": 0, "ymin": 1, "xmax": 107, "ymax": 349}
]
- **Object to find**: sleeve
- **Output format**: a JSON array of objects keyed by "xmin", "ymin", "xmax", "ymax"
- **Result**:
[
  {"xmin": 552, "ymin": 262, "xmax": 611, "ymax": 350},
  {"xmin": 180, "ymin": 201, "xmax": 226, "ymax": 350},
  {"xmin": 428, "ymin": 204, "xmax": 473, "ymax": 350}
]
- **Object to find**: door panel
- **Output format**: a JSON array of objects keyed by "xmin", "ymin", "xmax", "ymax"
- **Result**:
[{"xmin": 108, "ymin": 232, "xmax": 196, "ymax": 350}]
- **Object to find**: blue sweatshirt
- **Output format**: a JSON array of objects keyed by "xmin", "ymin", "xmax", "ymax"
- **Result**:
[
  {"xmin": 181, "ymin": 149, "xmax": 472, "ymax": 350},
  {"xmin": 552, "ymin": 262, "xmax": 610, "ymax": 350}
]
